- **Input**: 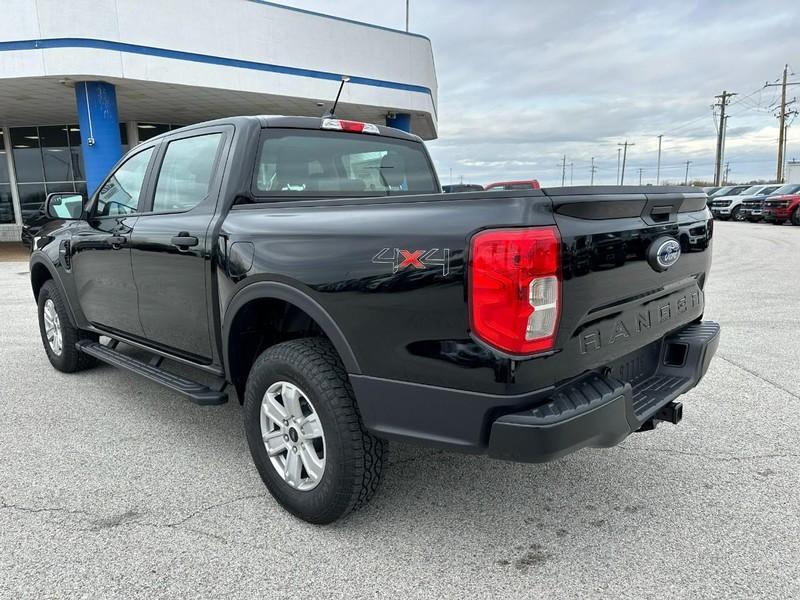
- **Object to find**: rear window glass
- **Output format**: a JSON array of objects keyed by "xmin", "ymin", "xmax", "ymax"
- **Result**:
[{"xmin": 253, "ymin": 129, "xmax": 438, "ymax": 197}]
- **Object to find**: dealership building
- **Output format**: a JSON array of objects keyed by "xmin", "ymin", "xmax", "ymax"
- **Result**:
[{"xmin": 0, "ymin": 0, "xmax": 438, "ymax": 241}]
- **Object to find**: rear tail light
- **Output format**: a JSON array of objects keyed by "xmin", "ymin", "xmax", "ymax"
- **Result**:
[
  {"xmin": 469, "ymin": 227, "xmax": 561, "ymax": 355},
  {"xmin": 321, "ymin": 118, "xmax": 380, "ymax": 134}
]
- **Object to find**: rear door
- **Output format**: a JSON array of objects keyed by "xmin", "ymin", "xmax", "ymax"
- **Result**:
[{"xmin": 129, "ymin": 126, "xmax": 230, "ymax": 362}]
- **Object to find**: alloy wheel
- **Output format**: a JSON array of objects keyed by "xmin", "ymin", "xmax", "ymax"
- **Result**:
[
  {"xmin": 43, "ymin": 298, "xmax": 63, "ymax": 356},
  {"xmin": 260, "ymin": 381, "xmax": 326, "ymax": 491}
]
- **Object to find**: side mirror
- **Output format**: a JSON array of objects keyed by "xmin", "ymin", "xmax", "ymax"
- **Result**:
[{"xmin": 45, "ymin": 192, "xmax": 86, "ymax": 220}]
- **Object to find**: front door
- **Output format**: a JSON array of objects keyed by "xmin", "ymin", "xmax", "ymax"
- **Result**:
[
  {"xmin": 129, "ymin": 128, "xmax": 228, "ymax": 361},
  {"xmin": 70, "ymin": 146, "xmax": 156, "ymax": 337}
]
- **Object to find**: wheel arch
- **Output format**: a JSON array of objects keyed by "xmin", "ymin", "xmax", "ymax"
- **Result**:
[
  {"xmin": 30, "ymin": 257, "xmax": 55, "ymax": 302},
  {"xmin": 222, "ymin": 281, "xmax": 361, "ymax": 401}
]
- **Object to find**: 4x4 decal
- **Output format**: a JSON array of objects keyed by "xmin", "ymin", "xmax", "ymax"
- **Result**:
[{"xmin": 372, "ymin": 248, "xmax": 451, "ymax": 276}]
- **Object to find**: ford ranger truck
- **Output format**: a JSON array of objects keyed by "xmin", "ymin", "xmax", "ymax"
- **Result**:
[{"xmin": 29, "ymin": 116, "xmax": 719, "ymax": 524}]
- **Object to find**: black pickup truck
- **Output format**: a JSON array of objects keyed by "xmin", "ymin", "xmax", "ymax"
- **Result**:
[{"xmin": 30, "ymin": 116, "xmax": 719, "ymax": 523}]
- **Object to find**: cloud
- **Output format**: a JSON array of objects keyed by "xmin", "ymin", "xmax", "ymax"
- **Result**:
[{"xmin": 279, "ymin": 0, "xmax": 799, "ymax": 184}]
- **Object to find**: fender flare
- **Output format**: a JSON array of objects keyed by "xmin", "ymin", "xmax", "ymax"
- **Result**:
[
  {"xmin": 29, "ymin": 253, "xmax": 80, "ymax": 328},
  {"xmin": 222, "ymin": 281, "xmax": 361, "ymax": 376}
]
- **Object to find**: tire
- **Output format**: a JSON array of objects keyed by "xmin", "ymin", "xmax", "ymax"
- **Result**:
[
  {"xmin": 731, "ymin": 206, "xmax": 744, "ymax": 222},
  {"xmin": 792, "ymin": 209, "xmax": 800, "ymax": 226},
  {"xmin": 37, "ymin": 280, "xmax": 97, "ymax": 372},
  {"xmin": 772, "ymin": 220, "xmax": 785, "ymax": 226},
  {"xmin": 243, "ymin": 338, "xmax": 386, "ymax": 524}
]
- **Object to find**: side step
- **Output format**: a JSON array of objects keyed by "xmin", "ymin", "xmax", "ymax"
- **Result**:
[{"xmin": 76, "ymin": 340, "xmax": 228, "ymax": 405}]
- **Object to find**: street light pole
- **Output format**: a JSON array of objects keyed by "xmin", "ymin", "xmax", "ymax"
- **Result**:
[
  {"xmin": 405, "ymin": 0, "xmax": 409, "ymax": 31},
  {"xmin": 616, "ymin": 148, "xmax": 621, "ymax": 185}
]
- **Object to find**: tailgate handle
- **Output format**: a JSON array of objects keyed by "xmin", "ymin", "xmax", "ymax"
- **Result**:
[{"xmin": 650, "ymin": 205, "xmax": 673, "ymax": 222}]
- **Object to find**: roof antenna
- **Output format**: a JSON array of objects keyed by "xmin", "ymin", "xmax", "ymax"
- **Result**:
[{"xmin": 323, "ymin": 75, "xmax": 350, "ymax": 118}]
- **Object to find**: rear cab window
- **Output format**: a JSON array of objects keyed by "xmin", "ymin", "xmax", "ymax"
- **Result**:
[{"xmin": 252, "ymin": 129, "xmax": 438, "ymax": 198}]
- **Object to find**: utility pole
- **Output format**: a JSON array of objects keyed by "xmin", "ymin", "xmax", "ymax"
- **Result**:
[
  {"xmin": 449, "ymin": 167, "xmax": 452, "ymax": 186},
  {"xmin": 723, "ymin": 162, "xmax": 730, "ymax": 184},
  {"xmin": 638, "ymin": 168, "xmax": 644, "ymax": 185},
  {"xmin": 765, "ymin": 65, "xmax": 800, "ymax": 181},
  {"xmin": 684, "ymin": 161, "xmax": 692, "ymax": 185},
  {"xmin": 713, "ymin": 90, "xmax": 736, "ymax": 185},
  {"xmin": 618, "ymin": 141, "xmax": 634, "ymax": 184},
  {"xmin": 656, "ymin": 134, "xmax": 663, "ymax": 184},
  {"xmin": 405, "ymin": 0, "xmax": 410, "ymax": 31},
  {"xmin": 616, "ymin": 148, "xmax": 621, "ymax": 185},
  {"xmin": 569, "ymin": 162, "xmax": 574, "ymax": 186},
  {"xmin": 776, "ymin": 65, "xmax": 788, "ymax": 182},
  {"xmin": 590, "ymin": 157, "xmax": 597, "ymax": 185},
  {"xmin": 561, "ymin": 155, "xmax": 567, "ymax": 186}
]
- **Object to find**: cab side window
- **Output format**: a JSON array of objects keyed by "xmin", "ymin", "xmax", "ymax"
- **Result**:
[
  {"xmin": 96, "ymin": 147, "xmax": 154, "ymax": 217},
  {"xmin": 152, "ymin": 133, "xmax": 222, "ymax": 213}
]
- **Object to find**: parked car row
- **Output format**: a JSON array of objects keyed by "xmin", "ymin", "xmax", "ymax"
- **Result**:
[
  {"xmin": 703, "ymin": 183, "xmax": 800, "ymax": 225},
  {"xmin": 442, "ymin": 179, "xmax": 541, "ymax": 193}
]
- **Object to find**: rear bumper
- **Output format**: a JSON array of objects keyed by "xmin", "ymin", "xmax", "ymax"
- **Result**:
[
  {"xmin": 352, "ymin": 320, "xmax": 720, "ymax": 462},
  {"xmin": 487, "ymin": 321, "xmax": 719, "ymax": 462}
]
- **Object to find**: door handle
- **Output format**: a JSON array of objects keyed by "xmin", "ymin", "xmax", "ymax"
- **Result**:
[
  {"xmin": 108, "ymin": 235, "xmax": 127, "ymax": 249},
  {"xmin": 171, "ymin": 232, "xmax": 199, "ymax": 248}
]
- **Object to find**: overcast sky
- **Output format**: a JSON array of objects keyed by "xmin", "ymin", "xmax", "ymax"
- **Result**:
[{"xmin": 280, "ymin": 0, "xmax": 798, "ymax": 186}]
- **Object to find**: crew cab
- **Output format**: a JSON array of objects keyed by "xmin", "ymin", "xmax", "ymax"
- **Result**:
[
  {"xmin": 710, "ymin": 184, "xmax": 780, "ymax": 221},
  {"xmin": 763, "ymin": 189, "xmax": 800, "ymax": 225},
  {"xmin": 30, "ymin": 116, "xmax": 719, "ymax": 524},
  {"xmin": 741, "ymin": 183, "xmax": 800, "ymax": 222}
]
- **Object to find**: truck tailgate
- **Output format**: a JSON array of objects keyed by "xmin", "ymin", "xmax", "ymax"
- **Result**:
[{"xmin": 529, "ymin": 187, "xmax": 712, "ymax": 387}]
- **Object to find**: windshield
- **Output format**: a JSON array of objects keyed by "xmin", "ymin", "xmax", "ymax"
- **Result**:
[
  {"xmin": 757, "ymin": 186, "xmax": 780, "ymax": 196},
  {"xmin": 252, "ymin": 129, "xmax": 438, "ymax": 197},
  {"xmin": 711, "ymin": 186, "xmax": 735, "ymax": 196},
  {"xmin": 740, "ymin": 185, "xmax": 764, "ymax": 195},
  {"xmin": 770, "ymin": 183, "xmax": 800, "ymax": 195}
]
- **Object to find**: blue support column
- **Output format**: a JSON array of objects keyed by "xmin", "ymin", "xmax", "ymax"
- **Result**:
[
  {"xmin": 386, "ymin": 113, "xmax": 411, "ymax": 132},
  {"xmin": 75, "ymin": 81, "xmax": 122, "ymax": 196}
]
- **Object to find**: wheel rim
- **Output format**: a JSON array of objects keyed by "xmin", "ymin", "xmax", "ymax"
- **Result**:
[
  {"xmin": 260, "ymin": 381, "xmax": 326, "ymax": 491},
  {"xmin": 43, "ymin": 298, "xmax": 63, "ymax": 356}
]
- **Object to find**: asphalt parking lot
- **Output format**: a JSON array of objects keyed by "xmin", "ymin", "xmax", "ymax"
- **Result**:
[{"xmin": 1, "ymin": 221, "xmax": 798, "ymax": 599}]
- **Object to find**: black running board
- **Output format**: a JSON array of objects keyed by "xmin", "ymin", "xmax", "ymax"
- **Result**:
[{"xmin": 76, "ymin": 340, "xmax": 228, "ymax": 405}]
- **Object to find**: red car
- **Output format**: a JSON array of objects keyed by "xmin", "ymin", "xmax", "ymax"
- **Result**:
[
  {"xmin": 763, "ymin": 193, "xmax": 800, "ymax": 225},
  {"xmin": 485, "ymin": 179, "xmax": 541, "ymax": 191}
]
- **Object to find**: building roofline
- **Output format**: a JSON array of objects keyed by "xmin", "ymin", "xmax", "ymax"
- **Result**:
[
  {"xmin": 0, "ymin": 37, "xmax": 436, "ymax": 117},
  {"xmin": 247, "ymin": 0, "xmax": 432, "ymax": 41}
]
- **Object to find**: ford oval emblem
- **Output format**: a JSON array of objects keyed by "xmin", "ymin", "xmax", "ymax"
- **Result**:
[{"xmin": 647, "ymin": 237, "xmax": 681, "ymax": 272}]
